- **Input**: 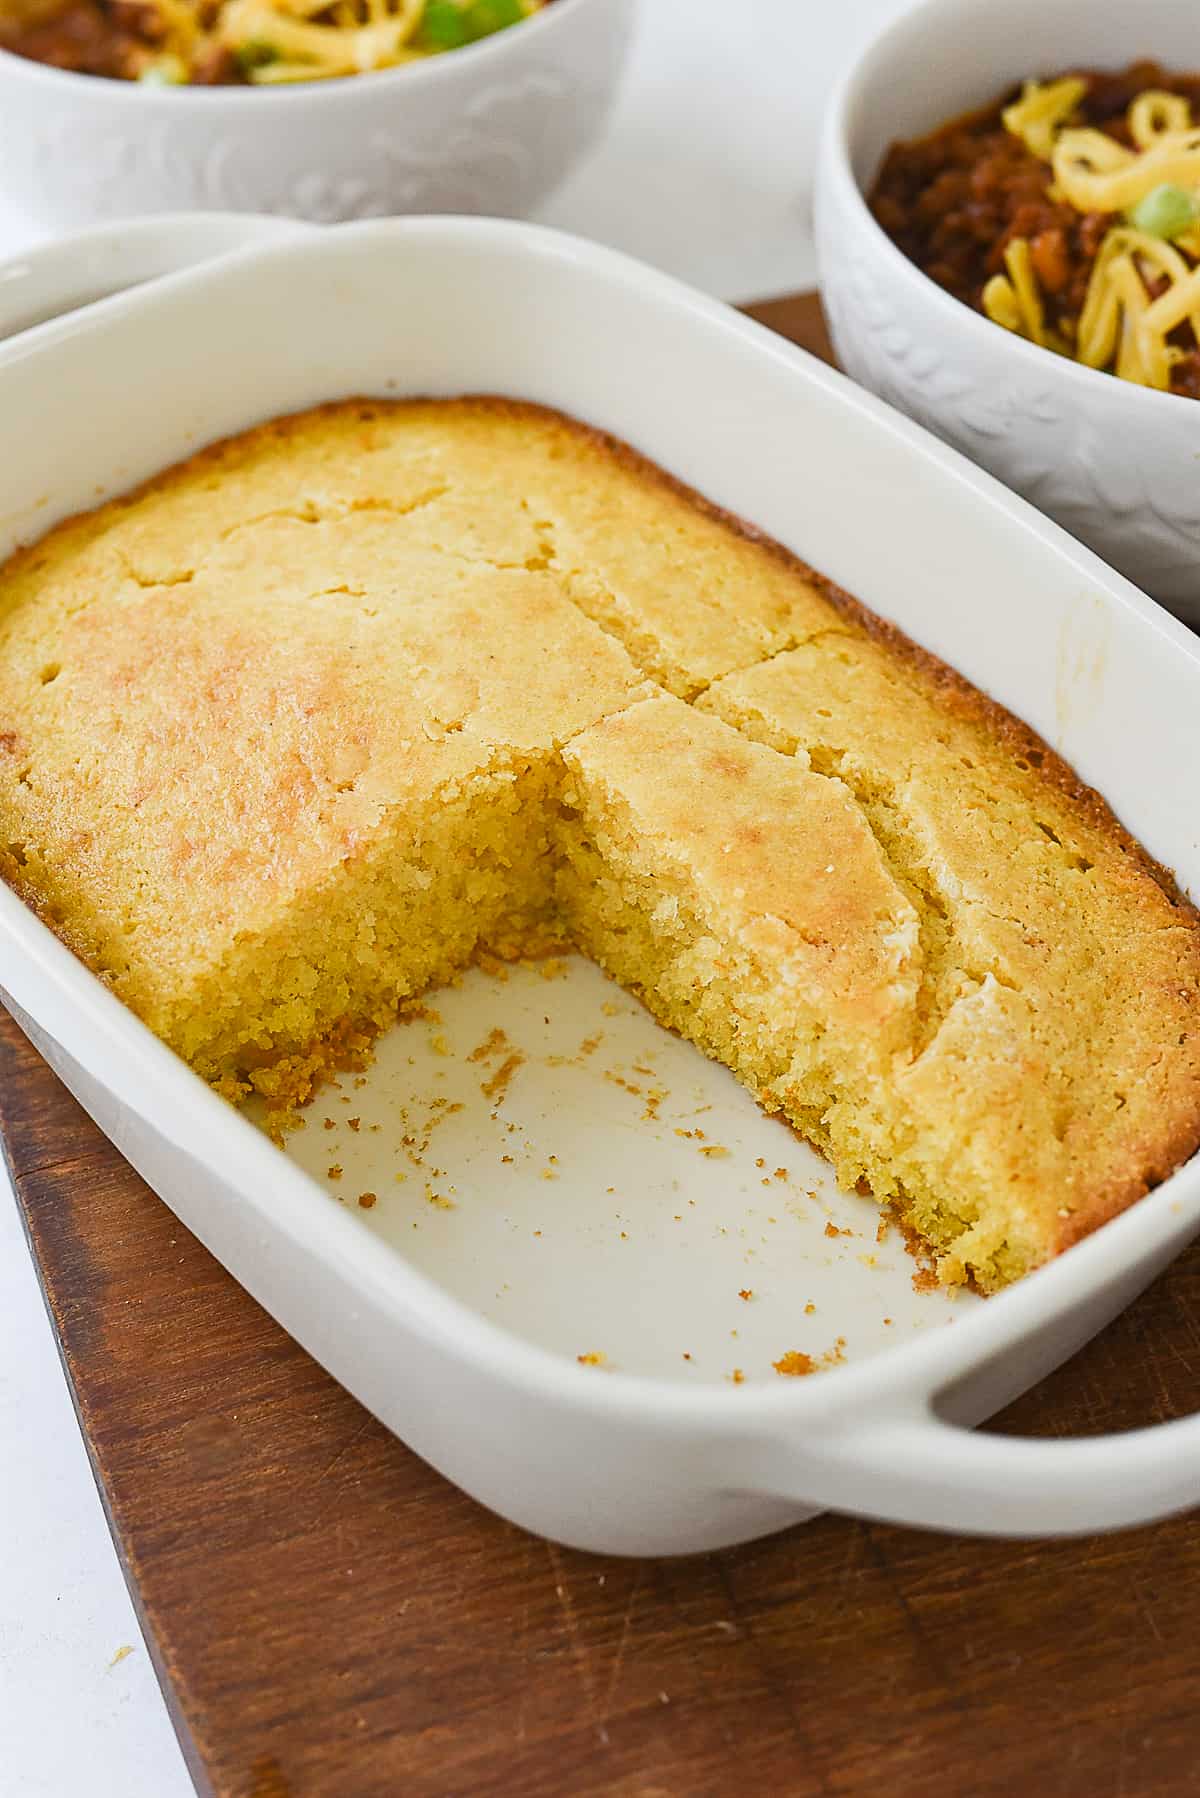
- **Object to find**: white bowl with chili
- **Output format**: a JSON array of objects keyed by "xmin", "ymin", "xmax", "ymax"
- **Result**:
[
  {"xmin": 816, "ymin": 0, "xmax": 1200, "ymax": 623},
  {"xmin": 0, "ymin": 0, "xmax": 634, "ymax": 229}
]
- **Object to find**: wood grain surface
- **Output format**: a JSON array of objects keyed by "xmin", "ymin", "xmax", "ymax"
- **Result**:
[{"xmin": 6, "ymin": 293, "xmax": 1200, "ymax": 1798}]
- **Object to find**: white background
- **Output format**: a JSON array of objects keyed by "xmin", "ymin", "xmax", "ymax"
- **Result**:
[{"xmin": 0, "ymin": 2, "xmax": 908, "ymax": 1791}]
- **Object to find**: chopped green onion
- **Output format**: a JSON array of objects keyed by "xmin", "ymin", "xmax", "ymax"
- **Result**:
[
  {"xmin": 1127, "ymin": 182, "xmax": 1199, "ymax": 241},
  {"xmin": 234, "ymin": 38, "xmax": 281, "ymax": 73},
  {"xmin": 418, "ymin": 1, "xmax": 472, "ymax": 47},
  {"xmin": 418, "ymin": 0, "xmax": 527, "ymax": 50},
  {"xmin": 462, "ymin": 0, "xmax": 526, "ymax": 36}
]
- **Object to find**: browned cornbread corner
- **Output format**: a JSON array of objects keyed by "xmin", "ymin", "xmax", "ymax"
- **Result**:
[{"xmin": 1, "ymin": 396, "xmax": 1198, "ymax": 1291}]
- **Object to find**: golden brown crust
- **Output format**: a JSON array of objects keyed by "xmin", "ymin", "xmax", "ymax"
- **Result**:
[
  {"xmin": 509, "ymin": 400, "xmax": 1200, "ymax": 1261},
  {"xmin": 464, "ymin": 396, "xmax": 1194, "ymax": 913},
  {"xmin": 1, "ymin": 392, "xmax": 1196, "ymax": 1289},
  {"xmin": 10, "ymin": 385, "xmax": 1184, "ymax": 909},
  {"xmin": 803, "ymin": 564, "xmax": 1194, "ymax": 906}
]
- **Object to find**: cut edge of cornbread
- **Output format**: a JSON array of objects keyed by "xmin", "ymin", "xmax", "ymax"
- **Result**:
[
  {"xmin": 182, "ymin": 753, "xmax": 566, "ymax": 1104},
  {"xmin": 555, "ymin": 696, "xmax": 1044, "ymax": 1289}
]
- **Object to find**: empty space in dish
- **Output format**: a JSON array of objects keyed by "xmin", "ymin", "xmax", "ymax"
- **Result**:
[{"xmin": 264, "ymin": 956, "xmax": 971, "ymax": 1383}]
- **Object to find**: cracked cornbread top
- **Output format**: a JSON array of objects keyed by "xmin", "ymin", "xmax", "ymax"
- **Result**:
[{"xmin": 0, "ymin": 396, "xmax": 1197, "ymax": 1289}]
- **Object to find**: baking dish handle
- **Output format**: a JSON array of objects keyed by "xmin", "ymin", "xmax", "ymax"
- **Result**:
[
  {"xmin": 758, "ymin": 1402, "xmax": 1200, "ymax": 1536},
  {"xmin": 0, "ymin": 212, "xmax": 312, "ymax": 347}
]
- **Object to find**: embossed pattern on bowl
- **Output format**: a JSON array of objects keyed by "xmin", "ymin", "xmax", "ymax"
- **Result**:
[{"xmin": 0, "ymin": 0, "xmax": 634, "ymax": 228}]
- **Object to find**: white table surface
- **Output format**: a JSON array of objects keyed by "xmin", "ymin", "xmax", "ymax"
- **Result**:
[{"xmin": 0, "ymin": 2, "xmax": 906, "ymax": 1791}]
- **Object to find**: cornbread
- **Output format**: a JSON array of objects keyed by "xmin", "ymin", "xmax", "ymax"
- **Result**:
[{"xmin": 1, "ymin": 396, "xmax": 1198, "ymax": 1289}]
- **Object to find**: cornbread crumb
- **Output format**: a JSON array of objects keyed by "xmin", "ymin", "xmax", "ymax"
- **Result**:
[
  {"xmin": 474, "ymin": 951, "xmax": 509, "ymax": 980},
  {"xmin": 357, "ymin": 1192, "xmax": 377, "ymax": 1209},
  {"xmin": 775, "ymin": 1337, "xmax": 846, "ymax": 1377},
  {"xmin": 606, "ymin": 1072, "xmax": 642, "ymax": 1098},
  {"xmin": 480, "ymin": 1053, "xmax": 524, "ymax": 1104},
  {"xmin": 402, "ymin": 1003, "xmax": 443, "ymax": 1027},
  {"xmin": 577, "ymin": 1351, "xmax": 607, "ymax": 1367}
]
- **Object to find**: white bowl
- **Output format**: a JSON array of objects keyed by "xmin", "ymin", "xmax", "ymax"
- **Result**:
[
  {"xmin": 0, "ymin": 0, "xmax": 634, "ymax": 228},
  {"xmin": 815, "ymin": 0, "xmax": 1200, "ymax": 625},
  {"xmin": 4, "ymin": 216, "xmax": 1200, "ymax": 1553}
]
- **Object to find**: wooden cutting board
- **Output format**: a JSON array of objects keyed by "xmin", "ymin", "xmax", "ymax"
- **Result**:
[{"xmin": 6, "ymin": 293, "xmax": 1200, "ymax": 1798}]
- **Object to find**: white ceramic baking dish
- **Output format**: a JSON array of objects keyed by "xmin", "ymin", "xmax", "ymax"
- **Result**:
[{"xmin": 2, "ymin": 215, "xmax": 1200, "ymax": 1556}]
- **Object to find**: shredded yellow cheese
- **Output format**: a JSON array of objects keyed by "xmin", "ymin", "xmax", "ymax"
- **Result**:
[
  {"xmin": 991, "ymin": 74, "xmax": 1200, "ymax": 391},
  {"xmin": 1053, "ymin": 126, "xmax": 1200, "ymax": 213},
  {"xmin": 981, "ymin": 239, "xmax": 1070, "ymax": 354},
  {"xmin": 982, "ymin": 271, "xmax": 1022, "ymax": 334},
  {"xmin": 1002, "ymin": 77, "xmax": 1087, "ymax": 161},
  {"xmin": 1144, "ymin": 264, "xmax": 1200, "ymax": 339},
  {"xmin": 1110, "ymin": 255, "xmax": 1159, "ymax": 385},
  {"xmin": 218, "ymin": 0, "xmax": 425, "ymax": 81},
  {"xmin": 76, "ymin": 0, "xmax": 544, "ymax": 84},
  {"xmin": 1129, "ymin": 89, "xmax": 1192, "ymax": 149}
]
